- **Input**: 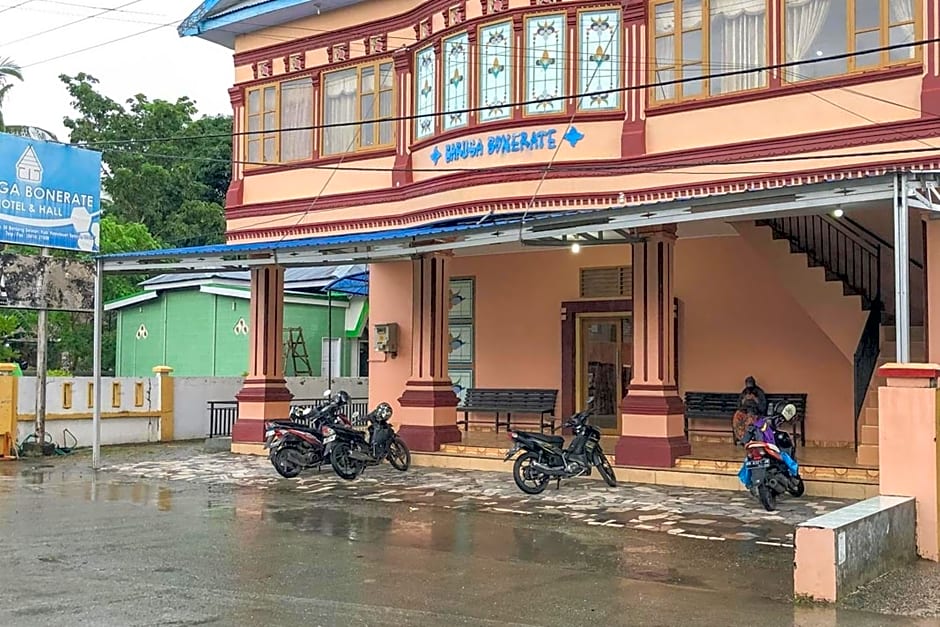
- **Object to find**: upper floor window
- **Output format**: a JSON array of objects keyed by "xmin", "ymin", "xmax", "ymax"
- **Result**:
[
  {"xmin": 784, "ymin": 0, "xmax": 918, "ymax": 82},
  {"xmin": 246, "ymin": 78, "xmax": 313, "ymax": 164},
  {"xmin": 651, "ymin": 0, "xmax": 769, "ymax": 103},
  {"xmin": 322, "ymin": 60, "xmax": 395, "ymax": 156},
  {"xmin": 524, "ymin": 13, "xmax": 567, "ymax": 115}
]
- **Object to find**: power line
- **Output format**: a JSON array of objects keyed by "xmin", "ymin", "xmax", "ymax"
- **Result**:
[
  {"xmin": 77, "ymin": 36, "xmax": 940, "ymax": 148},
  {"xmin": 0, "ymin": 0, "xmax": 168, "ymax": 26},
  {"xmin": 0, "ymin": 0, "xmax": 148, "ymax": 48},
  {"xmin": 21, "ymin": 19, "xmax": 178, "ymax": 68},
  {"xmin": 0, "ymin": 0, "xmax": 35, "ymax": 16}
]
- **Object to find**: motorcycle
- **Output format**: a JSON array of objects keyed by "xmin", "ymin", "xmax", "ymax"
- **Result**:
[
  {"xmin": 326, "ymin": 401, "xmax": 411, "ymax": 480},
  {"xmin": 264, "ymin": 390, "xmax": 352, "ymax": 478},
  {"xmin": 737, "ymin": 401, "xmax": 804, "ymax": 511},
  {"xmin": 502, "ymin": 398, "xmax": 617, "ymax": 494}
]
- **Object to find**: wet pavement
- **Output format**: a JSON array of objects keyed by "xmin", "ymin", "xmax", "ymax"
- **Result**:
[
  {"xmin": 94, "ymin": 443, "xmax": 860, "ymax": 549},
  {"xmin": 0, "ymin": 449, "xmax": 933, "ymax": 626}
]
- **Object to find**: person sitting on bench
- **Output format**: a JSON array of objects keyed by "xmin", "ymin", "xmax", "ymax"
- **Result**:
[{"xmin": 732, "ymin": 376, "xmax": 767, "ymax": 445}]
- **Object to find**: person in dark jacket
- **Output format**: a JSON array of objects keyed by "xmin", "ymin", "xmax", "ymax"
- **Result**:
[{"xmin": 732, "ymin": 376, "xmax": 767, "ymax": 444}]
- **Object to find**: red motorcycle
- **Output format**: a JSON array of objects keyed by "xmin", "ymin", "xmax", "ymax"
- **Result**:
[{"xmin": 264, "ymin": 391, "xmax": 352, "ymax": 478}]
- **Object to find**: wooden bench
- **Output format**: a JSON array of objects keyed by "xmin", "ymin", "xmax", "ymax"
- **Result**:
[
  {"xmin": 458, "ymin": 388, "xmax": 558, "ymax": 434},
  {"xmin": 683, "ymin": 391, "xmax": 807, "ymax": 446}
]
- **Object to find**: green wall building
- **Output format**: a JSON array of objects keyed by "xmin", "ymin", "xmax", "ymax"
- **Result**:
[{"xmin": 106, "ymin": 267, "xmax": 369, "ymax": 378}]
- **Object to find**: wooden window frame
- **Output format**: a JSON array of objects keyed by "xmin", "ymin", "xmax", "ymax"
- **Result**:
[
  {"xmin": 782, "ymin": 0, "xmax": 922, "ymax": 83},
  {"xmin": 320, "ymin": 59, "xmax": 396, "ymax": 157},
  {"xmin": 244, "ymin": 78, "xmax": 314, "ymax": 168},
  {"xmin": 649, "ymin": 0, "xmax": 771, "ymax": 105}
]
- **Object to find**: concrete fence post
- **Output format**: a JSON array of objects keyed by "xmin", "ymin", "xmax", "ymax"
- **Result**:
[
  {"xmin": 0, "ymin": 363, "xmax": 17, "ymax": 457},
  {"xmin": 877, "ymin": 363, "xmax": 940, "ymax": 561},
  {"xmin": 153, "ymin": 366, "xmax": 175, "ymax": 442}
]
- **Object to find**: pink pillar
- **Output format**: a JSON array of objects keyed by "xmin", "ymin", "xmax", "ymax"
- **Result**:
[
  {"xmin": 616, "ymin": 225, "xmax": 690, "ymax": 467},
  {"xmin": 233, "ymin": 265, "xmax": 292, "ymax": 451},
  {"xmin": 878, "ymin": 363, "xmax": 940, "ymax": 561},
  {"xmin": 926, "ymin": 220, "xmax": 940, "ymax": 362},
  {"xmin": 396, "ymin": 254, "xmax": 461, "ymax": 451}
]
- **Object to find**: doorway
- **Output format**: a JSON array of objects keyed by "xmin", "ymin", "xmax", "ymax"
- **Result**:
[{"xmin": 577, "ymin": 315, "xmax": 632, "ymax": 434}]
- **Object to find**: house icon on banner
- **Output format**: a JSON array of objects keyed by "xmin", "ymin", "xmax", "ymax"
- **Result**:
[{"xmin": 15, "ymin": 146, "xmax": 42, "ymax": 184}]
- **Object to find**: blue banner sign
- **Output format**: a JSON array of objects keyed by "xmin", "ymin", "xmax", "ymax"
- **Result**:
[
  {"xmin": 0, "ymin": 133, "xmax": 102, "ymax": 252},
  {"xmin": 430, "ymin": 125, "xmax": 585, "ymax": 166}
]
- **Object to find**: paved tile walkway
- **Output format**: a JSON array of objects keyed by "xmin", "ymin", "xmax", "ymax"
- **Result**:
[{"xmin": 104, "ymin": 451, "xmax": 855, "ymax": 548}]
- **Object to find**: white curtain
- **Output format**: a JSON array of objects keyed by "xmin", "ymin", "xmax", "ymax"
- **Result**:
[
  {"xmin": 323, "ymin": 70, "xmax": 358, "ymax": 155},
  {"xmin": 279, "ymin": 79, "xmax": 312, "ymax": 162},
  {"xmin": 784, "ymin": 0, "xmax": 831, "ymax": 81},
  {"xmin": 890, "ymin": 0, "xmax": 916, "ymax": 59},
  {"xmin": 711, "ymin": 0, "xmax": 766, "ymax": 93}
]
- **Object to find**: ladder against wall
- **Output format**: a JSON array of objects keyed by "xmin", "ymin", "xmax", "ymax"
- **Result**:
[{"xmin": 283, "ymin": 327, "xmax": 313, "ymax": 376}]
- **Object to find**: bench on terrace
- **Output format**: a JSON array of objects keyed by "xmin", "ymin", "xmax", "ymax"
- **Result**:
[
  {"xmin": 457, "ymin": 388, "xmax": 558, "ymax": 434},
  {"xmin": 683, "ymin": 391, "xmax": 807, "ymax": 446}
]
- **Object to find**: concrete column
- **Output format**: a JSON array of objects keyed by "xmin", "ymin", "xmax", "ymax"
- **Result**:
[
  {"xmin": 925, "ymin": 219, "xmax": 940, "ymax": 362},
  {"xmin": 233, "ymin": 265, "xmax": 292, "ymax": 453},
  {"xmin": 615, "ymin": 225, "xmax": 690, "ymax": 467},
  {"xmin": 397, "ymin": 254, "xmax": 461, "ymax": 451},
  {"xmin": 878, "ymin": 363, "xmax": 940, "ymax": 561}
]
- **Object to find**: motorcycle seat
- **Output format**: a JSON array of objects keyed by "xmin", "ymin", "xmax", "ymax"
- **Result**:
[
  {"xmin": 269, "ymin": 420, "xmax": 314, "ymax": 430},
  {"xmin": 515, "ymin": 431, "xmax": 564, "ymax": 446}
]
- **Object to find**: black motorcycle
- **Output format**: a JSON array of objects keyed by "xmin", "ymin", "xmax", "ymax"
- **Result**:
[
  {"xmin": 503, "ymin": 399, "xmax": 617, "ymax": 494},
  {"xmin": 326, "ymin": 401, "xmax": 411, "ymax": 480},
  {"xmin": 264, "ymin": 390, "xmax": 352, "ymax": 478}
]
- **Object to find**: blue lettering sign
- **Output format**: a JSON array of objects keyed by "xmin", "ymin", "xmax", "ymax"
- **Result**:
[
  {"xmin": 0, "ymin": 134, "xmax": 102, "ymax": 252},
  {"xmin": 435, "ymin": 125, "xmax": 580, "ymax": 166}
]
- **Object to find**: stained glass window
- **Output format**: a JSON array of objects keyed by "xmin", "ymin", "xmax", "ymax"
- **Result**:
[
  {"xmin": 479, "ymin": 21, "xmax": 513, "ymax": 122},
  {"xmin": 415, "ymin": 46, "xmax": 437, "ymax": 139},
  {"xmin": 578, "ymin": 9, "xmax": 622, "ymax": 110},
  {"xmin": 443, "ymin": 33, "xmax": 470, "ymax": 130},
  {"xmin": 524, "ymin": 13, "xmax": 566, "ymax": 115}
]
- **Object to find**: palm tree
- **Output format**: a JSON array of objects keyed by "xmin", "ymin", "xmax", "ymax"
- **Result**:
[
  {"xmin": 0, "ymin": 56, "xmax": 23, "ymax": 132},
  {"xmin": 0, "ymin": 56, "xmax": 57, "ymax": 140}
]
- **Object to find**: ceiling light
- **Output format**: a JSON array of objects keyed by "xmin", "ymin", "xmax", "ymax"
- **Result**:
[{"xmin": 571, "ymin": 242, "xmax": 581, "ymax": 254}]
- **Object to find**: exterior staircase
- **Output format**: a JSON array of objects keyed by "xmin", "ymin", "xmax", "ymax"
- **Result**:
[{"xmin": 752, "ymin": 213, "xmax": 923, "ymax": 468}]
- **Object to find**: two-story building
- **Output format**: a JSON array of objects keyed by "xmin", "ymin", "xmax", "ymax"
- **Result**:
[{"xmin": 144, "ymin": 0, "xmax": 940, "ymax": 476}]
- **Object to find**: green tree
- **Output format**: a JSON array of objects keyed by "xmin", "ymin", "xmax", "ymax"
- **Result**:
[
  {"xmin": 0, "ymin": 56, "xmax": 22, "ymax": 132},
  {"xmin": 61, "ymin": 73, "xmax": 231, "ymax": 246}
]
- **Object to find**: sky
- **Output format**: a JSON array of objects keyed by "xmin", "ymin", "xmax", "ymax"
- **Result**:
[{"xmin": 1, "ymin": 0, "xmax": 234, "ymax": 140}]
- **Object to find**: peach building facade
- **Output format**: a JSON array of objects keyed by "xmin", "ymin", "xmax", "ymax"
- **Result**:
[{"xmin": 178, "ymin": 0, "xmax": 940, "ymax": 468}]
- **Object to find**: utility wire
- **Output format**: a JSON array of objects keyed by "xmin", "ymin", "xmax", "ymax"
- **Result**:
[
  {"xmin": 76, "ymin": 36, "xmax": 940, "ymax": 147},
  {"xmin": 0, "ymin": 0, "xmax": 35, "ymax": 16},
  {"xmin": 21, "ymin": 19, "xmax": 178, "ymax": 68},
  {"xmin": 0, "ymin": 0, "xmax": 148, "ymax": 48}
]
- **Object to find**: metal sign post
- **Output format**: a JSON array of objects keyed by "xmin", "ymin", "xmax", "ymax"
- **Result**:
[{"xmin": 92, "ymin": 257, "xmax": 103, "ymax": 470}]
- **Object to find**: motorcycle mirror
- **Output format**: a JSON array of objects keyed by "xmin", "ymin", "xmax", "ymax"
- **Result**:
[{"xmin": 322, "ymin": 389, "xmax": 332, "ymax": 398}]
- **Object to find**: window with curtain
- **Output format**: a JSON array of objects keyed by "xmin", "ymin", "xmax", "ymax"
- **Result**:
[
  {"xmin": 784, "ymin": 0, "xmax": 918, "ymax": 83},
  {"xmin": 245, "ymin": 79, "xmax": 313, "ymax": 164},
  {"xmin": 323, "ymin": 61, "xmax": 395, "ymax": 156},
  {"xmin": 651, "ymin": 0, "xmax": 768, "ymax": 102}
]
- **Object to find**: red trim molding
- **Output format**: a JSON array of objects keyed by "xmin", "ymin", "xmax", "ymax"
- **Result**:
[
  {"xmin": 398, "ymin": 387, "xmax": 459, "ymax": 408},
  {"xmin": 878, "ymin": 365, "xmax": 940, "ymax": 379},
  {"xmin": 620, "ymin": 392, "xmax": 685, "ymax": 416},
  {"xmin": 232, "ymin": 418, "xmax": 265, "ymax": 443},
  {"xmin": 397, "ymin": 424, "xmax": 462, "ymax": 451},
  {"xmin": 235, "ymin": 380, "xmax": 293, "ymax": 403},
  {"xmin": 614, "ymin": 435, "xmax": 691, "ymax": 467}
]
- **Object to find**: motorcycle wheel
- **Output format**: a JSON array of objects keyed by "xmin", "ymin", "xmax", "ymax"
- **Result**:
[
  {"xmin": 787, "ymin": 477, "xmax": 805, "ymax": 497},
  {"xmin": 270, "ymin": 445, "xmax": 304, "ymax": 479},
  {"xmin": 592, "ymin": 450, "xmax": 617, "ymax": 487},
  {"xmin": 387, "ymin": 436, "xmax": 411, "ymax": 471},
  {"xmin": 512, "ymin": 452, "xmax": 550, "ymax": 495},
  {"xmin": 757, "ymin": 483, "xmax": 777, "ymax": 511},
  {"xmin": 330, "ymin": 441, "xmax": 365, "ymax": 481}
]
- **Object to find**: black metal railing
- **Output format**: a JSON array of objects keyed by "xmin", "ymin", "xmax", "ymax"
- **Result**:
[
  {"xmin": 208, "ymin": 401, "xmax": 239, "ymax": 438},
  {"xmin": 853, "ymin": 300, "xmax": 883, "ymax": 451},
  {"xmin": 758, "ymin": 214, "xmax": 882, "ymax": 310},
  {"xmin": 207, "ymin": 396, "xmax": 371, "ymax": 438}
]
